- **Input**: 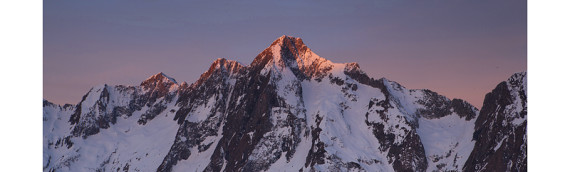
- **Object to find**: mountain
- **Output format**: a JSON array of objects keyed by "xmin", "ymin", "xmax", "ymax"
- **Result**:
[
  {"xmin": 43, "ymin": 35, "xmax": 526, "ymax": 172},
  {"xmin": 463, "ymin": 72, "xmax": 527, "ymax": 172}
]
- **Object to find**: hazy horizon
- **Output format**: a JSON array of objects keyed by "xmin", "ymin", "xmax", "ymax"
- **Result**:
[{"xmin": 44, "ymin": 0, "xmax": 527, "ymax": 108}]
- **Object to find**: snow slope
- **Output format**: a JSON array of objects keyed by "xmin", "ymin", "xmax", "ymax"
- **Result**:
[{"xmin": 44, "ymin": 36, "xmax": 525, "ymax": 172}]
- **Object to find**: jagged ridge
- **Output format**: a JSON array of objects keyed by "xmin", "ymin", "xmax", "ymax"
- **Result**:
[{"xmin": 43, "ymin": 36, "xmax": 526, "ymax": 172}]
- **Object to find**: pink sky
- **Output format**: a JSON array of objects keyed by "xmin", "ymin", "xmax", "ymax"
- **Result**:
[{"xmin": 44, "ymin": 0, "xmax": 526, "ymax": 108}]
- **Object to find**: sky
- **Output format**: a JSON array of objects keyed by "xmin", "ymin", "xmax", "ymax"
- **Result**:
[{"xmin": 44, "ymin": 0, "xmax": 526, "ymax": 108}]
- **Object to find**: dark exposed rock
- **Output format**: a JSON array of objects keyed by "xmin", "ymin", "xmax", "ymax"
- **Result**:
[
  {"xmin": 387, "ymin": 128, "xmax": 428, "ymax": 172},
  {"xmin": 210, "ymin": 70, "xmax": 276, "ymax": 172},
  {"xmin": 451, "ymin": 99, "xmax": 478, "ymax": 120},
  {"xmin": 463, "ymin": 72, "xmax": 527, "ymax": 172},
  {"xmin": 417, "ymin": 90, "xmax": 453, "ymax": 119},
  {"xmin": 305, "ymin": 114, "xmax": 325, "ymax": 167},
  {"xmin": 138, "ymin": 103, "xmax": 167, "ymax": 125}
]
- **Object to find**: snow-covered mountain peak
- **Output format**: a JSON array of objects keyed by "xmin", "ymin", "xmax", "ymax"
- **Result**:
[
  {"xmin": 193, "ymin": 58, "xmax": 245, "ymax": 87},
  {"xmin": 208, "ymin": 58, "xmax": 244, "ymax": 74},
  {"xmin": 343, "ymin": 62, "xmax": 363, "ymax": 74},
  {"xmin": 270, "ymin": 35, "xmax": 304, "ymax": 47},
  {"xmin": 140, "ymin": 72, "xmax": 179, "ymax": 95},
  {"xmin": 142, "ymin": 72, "xmax": 178, "ymax": 86},
  {"xmin": 250, "ymin": 35, "xmax": 334, "ymax": 80}
]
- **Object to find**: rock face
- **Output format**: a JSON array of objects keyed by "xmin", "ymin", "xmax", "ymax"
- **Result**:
[
  {"xmin": 43, "ymin": 36, "xmax": 526, "ymax": 172},
  {"xmin": 463, "ymin": 72, "xmax": 527, "ymax": 172}
]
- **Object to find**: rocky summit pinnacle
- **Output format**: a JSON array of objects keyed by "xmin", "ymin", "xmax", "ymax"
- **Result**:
[
  {"xmin": 250, "ymin": 35, "xmax": 334, "ymax": 80},
  {"xmin": 43, "ymin": 36, "xmax": 526, "ymax": 172},
  {"xmin": 142, "ymin": 72, "xmax": 178, "ymax": 86}
]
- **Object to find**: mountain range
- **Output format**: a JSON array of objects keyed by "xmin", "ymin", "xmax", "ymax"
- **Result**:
[{"xmin": 44, "ymin": 36, "xmax": 527, "ymax": 172}]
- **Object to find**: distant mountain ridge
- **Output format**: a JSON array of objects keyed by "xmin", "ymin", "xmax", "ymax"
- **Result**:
[{"xmin": 44, "ymin": 35, "xmax": 527, "ymax": 172}]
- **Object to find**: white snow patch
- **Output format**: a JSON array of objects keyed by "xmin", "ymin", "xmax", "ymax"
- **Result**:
[{"xmin": 417, "ymin": 113, "xmax": 476, "ymax": 171}]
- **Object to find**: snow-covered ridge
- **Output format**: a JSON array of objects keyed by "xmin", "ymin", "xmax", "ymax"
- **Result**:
[{"xmin": 44, "ymin": 35, "xmax": 525, "ymax": 172}]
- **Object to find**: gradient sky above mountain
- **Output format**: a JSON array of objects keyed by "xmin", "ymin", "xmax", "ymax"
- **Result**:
[{"xmin": 44, "ymin": 0, "xmax": 526, "ymax": 108}]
